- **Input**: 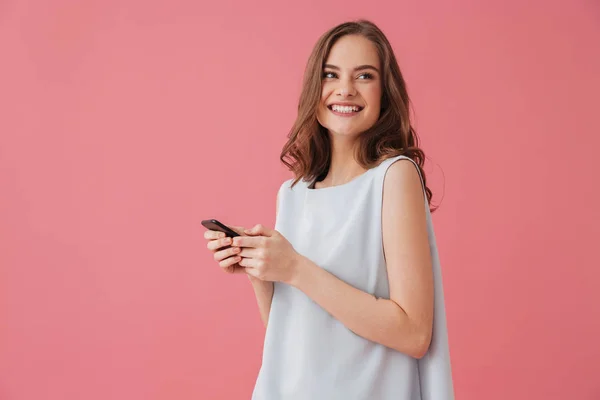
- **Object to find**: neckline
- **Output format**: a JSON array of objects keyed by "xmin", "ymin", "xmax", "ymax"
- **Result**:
[{"xmin": 306, "ymin": 167, "xmax": 376, "ymax": 192}]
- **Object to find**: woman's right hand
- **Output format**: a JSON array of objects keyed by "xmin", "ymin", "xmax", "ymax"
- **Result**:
[{"xmin": 204, "ymin": 225, "xmax": 246, "ymax": 274}]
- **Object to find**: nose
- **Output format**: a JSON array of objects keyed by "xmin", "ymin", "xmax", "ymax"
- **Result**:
[{"xmin": 336, "ymin": 81, "xmax": 356, "ymax": 97}]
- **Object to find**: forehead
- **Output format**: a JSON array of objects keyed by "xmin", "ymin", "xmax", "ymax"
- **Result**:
[{"xmin": 325, "ymin": 35, "xmax": 380, "ymax": 69}]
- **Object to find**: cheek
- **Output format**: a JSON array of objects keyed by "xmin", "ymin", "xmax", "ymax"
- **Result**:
[
  {"xmin": 321, "ymin": 83, "xmax": 333, "ymax": 102},
  {"xmin": 364, "ymin": 86, "xmax": 382, "ymax": 110},
  {"xmin": 317, "ymin": 86, "xmax": 332, "ymax": 118},
  {"xmin": 316, "ymin": 94, "xmax": 328, "ymax": 126}
]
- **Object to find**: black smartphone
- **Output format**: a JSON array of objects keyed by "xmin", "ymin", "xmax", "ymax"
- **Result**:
[{"xmin": 201, "ymin": 219, "xmax": 240, "ymax": 237}]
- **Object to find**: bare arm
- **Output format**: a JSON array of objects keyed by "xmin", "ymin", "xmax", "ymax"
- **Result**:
[
  {"xmin": 289, "ymin": 161, "xmax": 434, "ymax": 358},
  {"xmin": 248, "ymin": 276, "xmax": 274, "ymax": 328}
]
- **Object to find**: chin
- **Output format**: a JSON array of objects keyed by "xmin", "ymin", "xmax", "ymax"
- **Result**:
[
  {"xmin": 328, "ymin": 126, "xmax": 361, "ymax": 137},
  {"xmin": 324, "ymin": 119, "xmax": 374, "ymax": 137},
  {"xmin": 318, "ymin": 112, "xmax": 377, "ymax": 139}
]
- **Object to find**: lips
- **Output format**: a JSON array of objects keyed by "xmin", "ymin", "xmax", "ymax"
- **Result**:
[{"xmin": 327, "ymin": 104, "xmax": 364, "ymax": 114}]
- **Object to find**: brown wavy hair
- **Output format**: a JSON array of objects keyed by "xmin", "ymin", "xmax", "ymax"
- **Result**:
[{"xmin": 280, "ymin": 19, "xmax": 436, "ymax": 211}]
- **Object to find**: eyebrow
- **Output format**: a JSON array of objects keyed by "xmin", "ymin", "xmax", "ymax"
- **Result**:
[{"xmin": 324, "ymin": 64, "xmax": 380, "ymax": 73}]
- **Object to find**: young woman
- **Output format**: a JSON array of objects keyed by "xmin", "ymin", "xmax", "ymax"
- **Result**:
[{"xmin": 204, "ymin": 20, "xmax": 454, "ymax": 400}]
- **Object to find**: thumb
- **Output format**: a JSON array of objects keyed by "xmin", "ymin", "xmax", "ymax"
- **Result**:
[{"xmin": 244, "ymin": 224, "xmax": 274, "ymax": 237}]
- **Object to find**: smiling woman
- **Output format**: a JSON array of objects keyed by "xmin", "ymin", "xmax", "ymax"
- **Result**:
[
  {"xmin": 279, "ymin": 21, "xmax": 434, "ymax": 203},
  {"xmin": 317, "ymin": 36, "xmax": 382, "ymax": 137},
  {"xmin": 203, "ymin": 19, "xmax": 454, "ymax": 400}
]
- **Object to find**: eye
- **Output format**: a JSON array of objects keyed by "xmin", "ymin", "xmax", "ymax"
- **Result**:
[
  {"xmin": 323, "ymin": 71, "xmax": 337, "ymax": 79},
  {"xmin": 358, "ymin": 72, "xmax": 374, "ymax": 80}
]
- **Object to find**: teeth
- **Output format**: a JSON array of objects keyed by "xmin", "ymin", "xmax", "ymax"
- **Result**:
[{"xmin": 331, "ymin": 105, "xmax": 360, "ymax": 113}]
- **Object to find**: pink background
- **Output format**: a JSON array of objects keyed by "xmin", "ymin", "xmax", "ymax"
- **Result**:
[{"xmin": 1, "ymin": 1, "xmax": 599, "ymax": 399}]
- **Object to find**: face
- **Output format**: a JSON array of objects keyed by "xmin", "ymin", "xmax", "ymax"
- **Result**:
[{"xmin": 317, "ymin": 34, "xmax": 382, "ymax": 138}]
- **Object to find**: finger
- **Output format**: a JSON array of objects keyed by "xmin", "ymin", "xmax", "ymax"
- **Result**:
[
  {"xmin": 238, "ymin": 257, "xmax": 262, "ymax": 268},
  {"xmin": 204, "ymin": 230, "xmax": 225, "ymax": 240},
  {"xmin": 238, "ymin": 248, "xmax": 263, "ymax": 258},
  {"xmin": 219, "ymin": 255, "xmax": 242, "ymax": 269},
  {"xmin": 214, "ymin": 245, "xmax": 241, "ymax": 262},
  {"xmin": 207, "ymin": 237, "xmax": 233, "ymax": 251},
  {"xmin": 232, "ymin": 235, "xmax": 267, "ymax": 249},
  {"xmin": 244, "ymin": 224, "xmax": 275, "ymax": 237}
]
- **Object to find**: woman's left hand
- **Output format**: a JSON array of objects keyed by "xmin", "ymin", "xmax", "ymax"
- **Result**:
[{"xmin": 233, "ymin": 224, "xmax": 301, "ymax": 284}]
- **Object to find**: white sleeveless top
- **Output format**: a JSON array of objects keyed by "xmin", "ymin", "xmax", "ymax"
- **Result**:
[{"xmin": 252, "ymin": 155, "xmax": 454, "ymax": 400}]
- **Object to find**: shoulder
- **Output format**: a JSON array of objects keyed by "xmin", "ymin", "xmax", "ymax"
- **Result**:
[
  {"xmin": 382, "ymin": 157, "xmax": 425, "ymax": 205},
  {"xmin": 277, "ymin": 178, "xmax": 296, "ymax": 196},
  {"xmin": 280, "ymin": 178, "xmax": 295, "ymax": 189},
  {"xmin": 276, "ymin": 178, "xmax": 297, "ymax": 201},
  {"xmin": 276, "ymin": 178, "xmax": 301, "ymax": 216},
  {"xmin": 279, "ymin": 177, "xmax": 308, "ymax": 192}
]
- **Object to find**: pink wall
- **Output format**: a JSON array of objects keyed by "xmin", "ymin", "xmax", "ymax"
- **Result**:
[{"xmin": 1, "ymin": 1, "xmax": 599, "ymax": 399}]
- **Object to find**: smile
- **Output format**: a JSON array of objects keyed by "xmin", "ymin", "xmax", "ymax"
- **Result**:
[{"xmin": 327, "ymin": 104, "xmax": 364, "ymax": 116}]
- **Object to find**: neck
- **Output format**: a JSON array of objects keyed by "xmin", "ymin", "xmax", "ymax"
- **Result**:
[{"xmin": 323, "ymin": 136, "xmax": 366, "ymax": 186}]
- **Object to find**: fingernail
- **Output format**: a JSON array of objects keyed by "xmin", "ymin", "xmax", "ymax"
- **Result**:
[{"xmin": 219, "ymin": 232, "xmax": 225, "ymax": 238}]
